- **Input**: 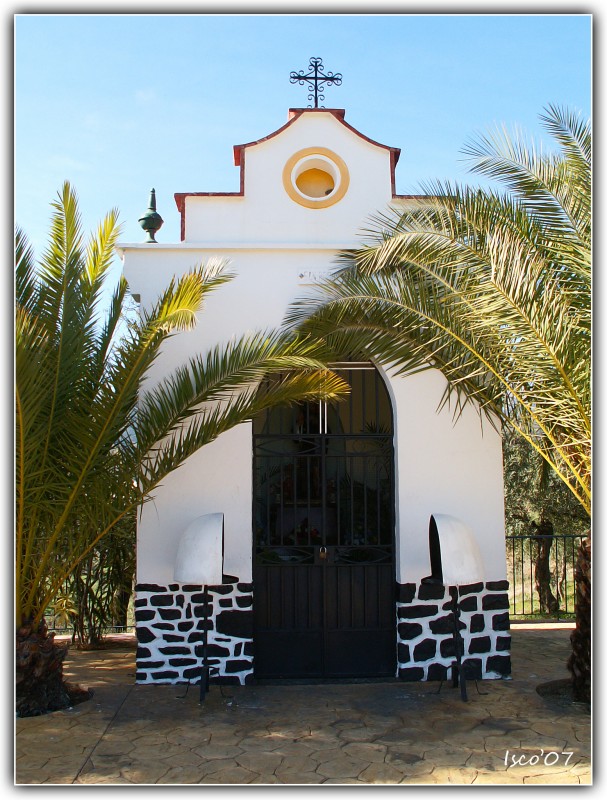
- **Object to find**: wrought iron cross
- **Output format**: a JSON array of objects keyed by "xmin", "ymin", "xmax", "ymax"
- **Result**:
[{"xmin": 290, "ymin": 57, "xmax": 342, "ymax": 108}]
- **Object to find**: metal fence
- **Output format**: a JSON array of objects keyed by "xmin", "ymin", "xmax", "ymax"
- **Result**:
[
  {"xmin": 44, "ymin": 534, "xmax": 583, "ymax": 631},
  {"xmin": 506, "ymin": 533, "xmax": 583, "ymax": 618},
  {"xmin": 43, "ymin": 621, "xmax": 135, "ymax": 636}
]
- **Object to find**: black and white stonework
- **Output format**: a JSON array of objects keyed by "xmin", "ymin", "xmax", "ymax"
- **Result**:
[
  {"xmin": 136, "ymin": 578, "xmax": 511, "ymax": 684},
  {"xmin": 396, "ymin": 581, "xmax": 511, "ymax": 681},
  {"xmin": 135, "ymin": 576, "xmax": 254, "ymax": 685}
]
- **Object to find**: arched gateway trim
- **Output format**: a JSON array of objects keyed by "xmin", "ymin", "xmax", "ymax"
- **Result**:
[{"xmin": 252, "ymin": 362, "xmax": 396, "ymax": 679}]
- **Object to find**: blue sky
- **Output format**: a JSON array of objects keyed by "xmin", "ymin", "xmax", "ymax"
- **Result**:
[{"xmin": 14, "ymin": 9, "xmax": 591, "ymax": 272}]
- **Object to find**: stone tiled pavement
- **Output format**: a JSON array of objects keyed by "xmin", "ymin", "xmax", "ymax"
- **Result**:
[{"xmin": 15, "ymin": 624, "xmax": 591, "ymax": 785}]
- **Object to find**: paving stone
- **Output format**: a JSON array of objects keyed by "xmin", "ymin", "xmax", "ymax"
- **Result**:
[
  {"xmin": 378, "ymin": 728, "xmax": 445, "ymax": 745},
  {"xmin": 272, "ymin": 741, "xmax": 318, "ymax": 757},
  {"xmin": 336, "ymin": 726, "xmax": 378, "ymax": 742},
  {"xmin": 390, "ymin": 761, "xmax": 436, "ymax": 778},
  {"xmin": 315, "ymin": 756, "xmax": 364, "ymax": 779},
  {"xmin": 235, "ymin": 751, "xmax": 284, "ymax": 774},
  {"xmin": 117, "ymin": 762, "xmax": 171, "ymax": 783},
  {"xmin": 330, "ymin": 716, "xmax": 364, "ymax": 729},
  {"xmin": 166, "ymin": 730, "xmax": 211, "ymax": 747},
  {"xmin": 465, "ymin": 752, "xmax": 509, "ymax": 772},
  {"xmin": 530, "ymin": 719, "xmax": 577, "ymax": 738},
  {"xmin": 158, "ymin": 765, "xmax": 207, "ymax": 783},
  {"xmin": 517, "ymin": 734, "xmax": 569, "ymax": 751},
  {"xmin": 301, "ymin": 732, "xmax": 343, "ymax": 749},
  {"xmin": 15, "ymin": 627, "xmax": 591, "ymax": 786},
  {"xmin": 77, "ymin": 772, "xmax": 134, "ymax": 784},
  {"xmin": 426, "ymin": 766, "xmax": 479, "ymax": 784},
  {"xmin": 569, "ymin": 759, "xmax": 591, "ymax": 773},
  {"xmin": 265, "ymin": 725, "xmax": 312, "ymax": 739},
  {"xmin": 194, "ymin": 759, "xmax": 235, "ymax": 778},
  {"xmin": 89, "ymin": 752, "xmax": 135, "ymax": 770},
  {"xmin": 472, "ymin": 771, "xmax": 528, "ymax": 784},
  {"xmin": 129, "ymin": 742, "xmax": 189, "ymax": 760},
  {"xmin": 274, "ymin": 755, "xmax": 319, "ymax": 773},
  {"xmin": 425, "ymin": 744, "xmax": 482, "ymax": 765},
  {"xmin": 275, "ymin": 771, "xmax": 325, "ymax": 784},
  {"xmin": 478, "ymin": 715, "xmax": 532, "ymax": 732},
  {"xmin": 308, "ymin": 746, "xmax": 344, "ymax": 763},
  {"xmin": 206, "ymin": 731, "xmax": 244, "ymax": 745},
  {"xmin": 374, "ymin": 728, "xmax": 423, "ymax": 745},
  {"xmin": 523, "ymin": 773, "xmax": 581, "ymax": 784},
  {"xmin": 453, "ymin": 732, "xmax": 495, "ymax": 750},
  {"xmin": 93, "ymin": 740, "xmax": 136, "ymax": 756},
  {"xmin": 483, "ymin": 733, "xmax": 514, "ymax": 752},
  {"xmin": 234, "ymin": 734, "xmax": 288, "ymax": 750},
  {"xmin": 198, "ymin": 765, "xmax": 257, "ymax": 783},
  {"xmin": 15, "ymin": 755, "xmax": 51, "ymax": 771},
  {"xmin": 160, "ymin": 749, "xmax": 204, "ymax": 767},
  {"xmin": 384, "ymin": 749, "xmax": 425, "ymax": 767},
  {"xmin": 34, "ymin": 754, "xmax": 88, "ymax": 782},
  {"xmin": 129, "ymin": 732, "xmax": 173, "ymax": 746},
  {"xmin": 358, "ymin": 762, "xmax": 406, "ymax": 783},
  {"xmin": 191, "ymin": 743, "xmax": 243, "ymax": 760},
  {"xmin": 15, "ymin": 767, "xmax": 59, "ymax": 786},
  {"xmin": 342, "ymin": 741, "xmax": 387, "ymax": 763}
]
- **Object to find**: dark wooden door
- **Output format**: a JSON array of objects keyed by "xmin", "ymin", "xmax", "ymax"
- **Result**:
[{"xmin": 253, "ymin": 365, "xmax": 395, "ymax": 679}]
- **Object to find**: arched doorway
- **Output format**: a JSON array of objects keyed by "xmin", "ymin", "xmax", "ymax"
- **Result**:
[{"xmin": 252, "ymin": 363, "xmax": 395, "ymax": 678}]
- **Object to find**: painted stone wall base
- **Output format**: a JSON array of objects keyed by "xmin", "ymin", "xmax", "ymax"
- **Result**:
[
  {"xmin": 136, "ymin": 578, "xmax": 511, "ymax": 684},
  {"xmin": 396, "ymin": 581, "xmax": 511, "ymax": 681},
  {"xmin": 135, "ymin": 577, "xmax": 254, "ymax": 685}
]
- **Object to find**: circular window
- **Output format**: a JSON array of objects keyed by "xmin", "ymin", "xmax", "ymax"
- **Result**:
[{"xmin": 283, "ymin": 147, "xmax": 349, "ymax": 208}]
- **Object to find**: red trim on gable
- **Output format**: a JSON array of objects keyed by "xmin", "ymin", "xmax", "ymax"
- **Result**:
[
  {"xmin": 390, "ymin": 151, "xmax": 397, "ymax": 197},
  {"xmin": 287, "ymin": 107, "xmax": 346, "ymax": 121},
  {"xmin": 174, "ymin": 192, "xmax": 244, "ymax": 241},
  {"xmin": 175, "ymin": 109, "xmax": 410, "ymax": 238},
  {"xmin": 175, "ymin": 192, "xmax": 243, "ymax": 212},
  {"xmin": 233, "ymin": 108, "xmax": 399, "ymax": 166}
]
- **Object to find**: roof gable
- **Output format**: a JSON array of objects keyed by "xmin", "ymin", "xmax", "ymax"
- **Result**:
[{"xmin": 233, "ymin": 108, "xmax": 400, "ymax": 167}]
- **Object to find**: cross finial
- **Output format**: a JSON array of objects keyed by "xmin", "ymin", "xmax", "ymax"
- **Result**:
[{"xmin": 290, "ymin": 57, "xmax": 342, "ymax": 108}]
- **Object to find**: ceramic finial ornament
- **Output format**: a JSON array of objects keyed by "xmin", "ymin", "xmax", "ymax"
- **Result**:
[{"xmin": 138, "ymin": 188, "xmax": 164, "ymax": 243}]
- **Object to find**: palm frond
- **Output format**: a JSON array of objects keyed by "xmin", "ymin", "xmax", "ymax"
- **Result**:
[
  {"xmin": 16, "ymin": 185, "xmax": 348, "ymax": 625},
  {"xmin": 139, "ymin": 367, "xmax": 349, "ymax": 497},
  {"xmin": 135, "ymin": 330, "xmax": 349, "ymax": 461},
  {"xmin": 290, "ymin": 108, "xmax": 591, "ymax": 514}
]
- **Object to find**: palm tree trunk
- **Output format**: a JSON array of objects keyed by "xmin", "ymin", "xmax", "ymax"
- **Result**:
[
  {"xmin": 15, "ymin": 619, "xmax": 91, "ymax": 716},
  {"xmin": 567, "ymin": 534, "xmax": 591, "ymax": 703}
]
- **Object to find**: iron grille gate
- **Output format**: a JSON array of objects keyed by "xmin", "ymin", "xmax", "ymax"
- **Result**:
[{"xmin": 253, "ymin": 365, "xmax": 396, "ymax": 678}]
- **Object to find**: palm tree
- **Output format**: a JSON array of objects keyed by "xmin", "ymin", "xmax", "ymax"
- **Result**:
[
  {"xmin": 15, "ymin": 182, "xmax": 349, "ymax": 716},
  {"xmin": 288, "ymin": 106, "xmax": 591, "ymax": 702}
]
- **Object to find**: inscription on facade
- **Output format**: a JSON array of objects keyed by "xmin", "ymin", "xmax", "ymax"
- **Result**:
[{"xmin": 297, "ymin": 269, "xmax": 331, "ymax": 284}]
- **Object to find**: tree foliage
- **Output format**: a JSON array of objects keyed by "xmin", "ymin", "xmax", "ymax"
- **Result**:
[{"xmin": 503, "ymin": 427, "xmax": 589, "ymax": 539}]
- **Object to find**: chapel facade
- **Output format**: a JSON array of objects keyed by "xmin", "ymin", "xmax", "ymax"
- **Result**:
[{"xmin": 118, "ymin": 105, "xmax": 511, "ymax": 686}]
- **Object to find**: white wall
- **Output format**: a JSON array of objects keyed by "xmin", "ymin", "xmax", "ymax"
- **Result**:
[
  {"xmin": 137, "ymin": 423, "xmax": 253, "ymax": 584},
  {"xmin": 387, "ymin": 367, "xmax": 506, "ymax": 583},
  {"xmin": 122, "ymin": 245, "xmax": 506, "ymax": 586}
]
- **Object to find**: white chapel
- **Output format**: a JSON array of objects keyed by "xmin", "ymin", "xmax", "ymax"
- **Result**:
[{"xmin": 118, "ymin": 88, "xmax": 511, "ymax": 686}]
